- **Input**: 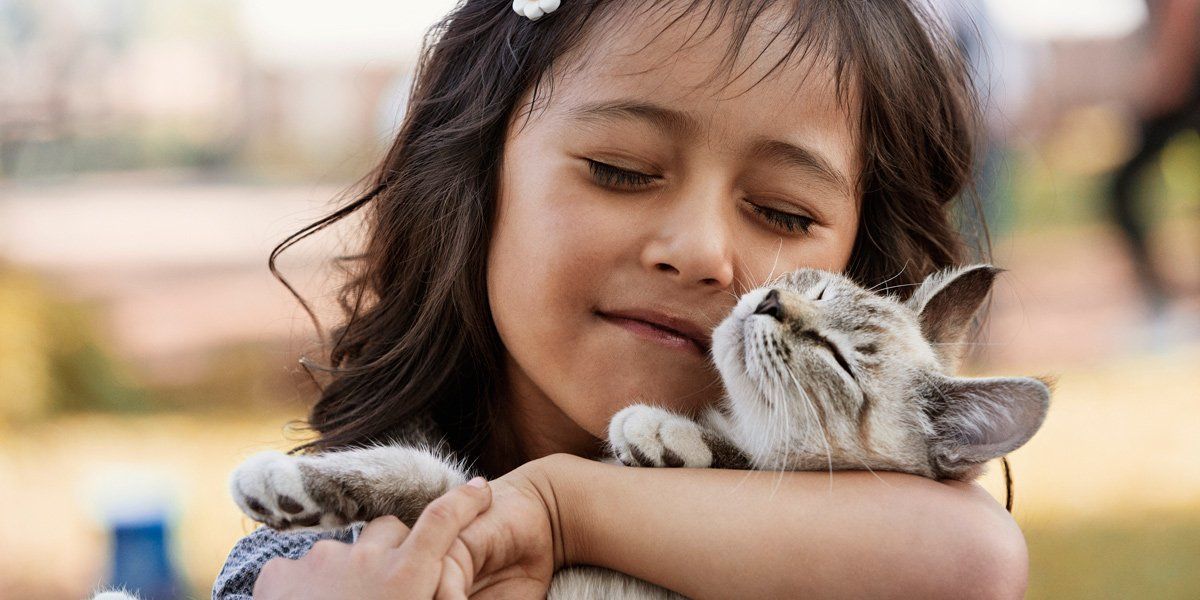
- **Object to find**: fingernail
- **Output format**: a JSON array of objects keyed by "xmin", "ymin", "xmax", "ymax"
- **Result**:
[{"xmin": 467, "ymin": 476, "xmax": 487, "ymax": 488}]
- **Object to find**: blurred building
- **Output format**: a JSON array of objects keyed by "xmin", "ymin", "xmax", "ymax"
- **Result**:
[{"xmin": 0, "ymin": 0, "xmax": 452, "ymax": 179}]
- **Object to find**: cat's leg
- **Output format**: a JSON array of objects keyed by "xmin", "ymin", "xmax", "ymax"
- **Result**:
[
  {"xmin": 230, "ymin": 444, "xmax": 469, "ymax": 531},
  {"xmin": 696, "ymin": 407, "xmax": 753, "ymax": 470},
  {"xmin": 608, "ymin": 405, "xmax": 749, "ymax": 469}
]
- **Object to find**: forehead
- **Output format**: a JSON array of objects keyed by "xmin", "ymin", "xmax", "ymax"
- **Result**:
[{"xmin": 534, "ymin": 1, "xmax": 861, "ymax": 185}]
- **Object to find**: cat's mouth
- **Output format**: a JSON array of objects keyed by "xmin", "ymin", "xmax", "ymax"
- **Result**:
[{"xmin": 741, "ymin": 313, "xmax": 784, "ymax": 371}]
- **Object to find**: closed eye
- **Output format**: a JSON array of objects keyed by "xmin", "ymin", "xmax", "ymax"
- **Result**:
[
  {"xmin": 586, "ymin": 159, "xmax": 658, "ymax": 189},
  {"xmin": 802, "ymin": 331, "xmax": 855, "ymax": 381},
  {"xmin": 748, "ymin": 204, "xmax": 816, "ymax": 235},
  {"xmin": 586, "ymin": 158, "xmax": 816, "ymax": 235}
]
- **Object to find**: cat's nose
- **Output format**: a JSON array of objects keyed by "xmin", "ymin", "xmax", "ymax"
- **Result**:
[{"xmin": 754, "ymin": 289, "xmax": 785, "ymax": 321}]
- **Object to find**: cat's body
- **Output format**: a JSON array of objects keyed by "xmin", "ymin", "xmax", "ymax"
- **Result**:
[{"xmin": 229, "ymin": 264, "xmax": 1051, "ymax": 599}]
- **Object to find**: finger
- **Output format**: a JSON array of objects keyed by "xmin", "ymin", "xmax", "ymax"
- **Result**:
[
  {"xmin": 357, "ymin": 514, "xmax": 411, "ymax": 548},
  {"xmin": 434, "ymin": 554, "xmax": 469, "ymax": 600},
  {"xmin": 403, "ymin": 477, "xmax": 491, "ymax": 562},
  {"xmin": 444, "ymin": 537, "xmax": 476, "ymax": 593}
]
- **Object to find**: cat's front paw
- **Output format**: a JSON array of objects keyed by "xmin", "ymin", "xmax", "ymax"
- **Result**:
[
  {"xmin": 230, "ymin": 450, "xmax": 345, "ymax": 531},
  {"xmin": 608, "ymin": 405, "xmax": 713, "ymax": 468}
]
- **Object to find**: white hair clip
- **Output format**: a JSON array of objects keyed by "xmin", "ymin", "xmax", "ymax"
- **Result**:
[{"xmin": 513, "ymin": 0, "xmax": 560, "ymax": 21}]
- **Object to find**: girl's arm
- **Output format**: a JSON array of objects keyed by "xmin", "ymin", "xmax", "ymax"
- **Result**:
[{"xmin": 542, "ymin": 453, "xmax": 1027, "ymax": 600}]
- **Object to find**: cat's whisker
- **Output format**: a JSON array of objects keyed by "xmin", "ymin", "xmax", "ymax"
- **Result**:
[
  {"xmin": 929, "ymin": 340, "xmax": 1006, "ymax": 346},
  {"xmin": 763, "ymin": 238, "xmax": 784, "ymax": 286},
  {"xmin": 715, "ymin": 289, "xmax": 742, "ymax": 304},
  {"xmin": 759, "ymin": 354, "xmax": 785, "ymax": 498},
  {"xmin": 873, "ymin": 281, "xmax": 925, "ymax": 294},
  {"xmin": 767, "ymin": 389, "xmax": 787, "ymax": 500},
  {"xmin": 766, "ymin": 341, "xmax": 800, "ymax": 498},
  {"xmin": 785, "ymin": 366, "xmax": 834, "ymax": 493},
  {"xmin": 771, "ymin": 366, "xmax": 796, "ymax": 500},
  {"xmin": 671, "ymin": 369, "xmax": 727, "ymax": 403},
  {"xmin": 853, "ymin": 453, "xmax": 891, "ymax": 487},
  {"xmin": 762, "ymin": 352, "xmax": 789, "ymax": 481},
  {"xmin": 866, "ymin": 259, "xmax": 911, "ymax": 293},
  {"xmin": 730, "ymin": 269, "xmax": 752, "ymax": 296},
  {"xmin": 731, "ymin": 256, "xmax": 754, "ymax": 288},
  {"xmin": 754, "ymin": 336, "xmax": 780, "ymax": 471}
]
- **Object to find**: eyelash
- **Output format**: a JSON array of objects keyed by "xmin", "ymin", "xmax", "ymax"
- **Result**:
[
  {"xmin": 587, "ymin": 159, "xmax": 657, "ymax": 188},
  {"xmin": 585, "ymin": 158, "xmax": 816, "ymax": 236},
  {"xmin": 751, "ymin": 205, "xmax": 815, "ymax": 235}
]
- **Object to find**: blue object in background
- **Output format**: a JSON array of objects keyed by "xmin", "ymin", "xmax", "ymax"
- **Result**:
[{"xmin": 106, "ymin": 510, "xmax": 183, "ymax": 600}]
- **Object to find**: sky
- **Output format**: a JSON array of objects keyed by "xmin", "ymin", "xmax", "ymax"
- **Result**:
[
  {"xmin": 985, "ymin": 0, "xmax": 1147, "ymax": 40},
  {"xmin": 233, "ymin": 0, "xmax": 1151, "ymax": 67}
]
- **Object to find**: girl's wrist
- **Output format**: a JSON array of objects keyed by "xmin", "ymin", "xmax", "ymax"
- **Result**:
[{"xmin": 521, "ymin": 452, "xmax": 606, "ymax": 570}]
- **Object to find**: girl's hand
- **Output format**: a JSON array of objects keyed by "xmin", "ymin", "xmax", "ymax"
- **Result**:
[
  {"xmin": 442, "ymin": 454, "xmax": 570, "ymax": 600},
  {"xmin": 251, "ymin": 477, "xmax": 493, "ymax": 600}
]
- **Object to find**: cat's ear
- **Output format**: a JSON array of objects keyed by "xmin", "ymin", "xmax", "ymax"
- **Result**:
[
  {"xmin": 922, "ymin": 374, "xmax": 1052, "ymax": 480},
  {"xmin": 906, "ymin": 264, "xmax": 1002, "ymax": 370}
]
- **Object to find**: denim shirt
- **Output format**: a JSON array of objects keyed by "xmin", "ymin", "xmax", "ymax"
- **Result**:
[{"xmin": 212, "ymin": 523, "xmax": 364, "ymax": 599}]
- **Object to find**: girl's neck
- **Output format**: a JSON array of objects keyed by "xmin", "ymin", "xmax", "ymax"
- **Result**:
[{"xmin": 480, "ymin": 356, "xmax": 604, "ymax": 475}]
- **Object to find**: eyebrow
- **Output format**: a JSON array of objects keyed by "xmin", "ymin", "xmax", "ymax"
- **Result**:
[{"xmin": 568, "ymin": 99, "xmax": 851, "ymax": 191}]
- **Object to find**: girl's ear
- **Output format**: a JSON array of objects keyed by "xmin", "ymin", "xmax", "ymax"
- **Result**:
[
  {"xmin": 922, "ymin": 373, "xmax": 1052, "ymax": 480},
  {"xmin": 906, "ymin": 264, "xmax": 1002, "ymax": 370}
]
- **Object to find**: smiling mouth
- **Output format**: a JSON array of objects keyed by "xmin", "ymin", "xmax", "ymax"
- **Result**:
[{"xmin": 596, "ymin": 311, "xmax": 708, "ymax": 356}]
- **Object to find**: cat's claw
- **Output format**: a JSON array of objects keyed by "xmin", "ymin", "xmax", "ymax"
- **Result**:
[
  {"xmin": 230, "ymin": 450, "xmax": 344, "ymax": 531},
  {"xmin": 608, "ymin": 405, "xmax": 713, "ymax": 468}
]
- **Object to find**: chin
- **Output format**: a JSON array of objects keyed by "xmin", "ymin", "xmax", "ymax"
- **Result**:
[{"xmin": 561, "ymin": 344, "xmax": 720, "ymax": 429}]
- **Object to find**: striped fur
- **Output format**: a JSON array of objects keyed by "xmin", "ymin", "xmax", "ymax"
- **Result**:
[
  {"xmin": 610, "ymin": 265, "xmax": 1051, "ymax": 483},
  {"xmin": 225, "ymin": 264, "xmax": 1049, "ymax": 599}
]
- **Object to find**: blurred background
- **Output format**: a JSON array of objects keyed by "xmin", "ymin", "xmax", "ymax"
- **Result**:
[{"xmin": 0, "ymin": 0, "xmax": 1197, "ymax": 598}]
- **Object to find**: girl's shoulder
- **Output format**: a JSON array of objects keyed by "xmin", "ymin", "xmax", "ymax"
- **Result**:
[{"xmin": 213, "ymin": 523, "xmax": 362, "ymax": 599}]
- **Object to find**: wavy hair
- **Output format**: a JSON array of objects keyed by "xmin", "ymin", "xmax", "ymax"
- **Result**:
[{"xmin": 275, "ymin": 0, "xmax": 983, "ymax": 477}]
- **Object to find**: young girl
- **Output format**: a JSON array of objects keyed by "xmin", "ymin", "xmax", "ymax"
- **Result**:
[{"xmin": 216, "ymin": 0, "xmax": 1026, "ymax": 597}]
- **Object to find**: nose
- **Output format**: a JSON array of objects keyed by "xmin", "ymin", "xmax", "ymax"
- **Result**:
[
  {"xmin": 639, "ymin": 185, "xmax": 735, "ymax": 289},
  {"xmin": 754, "ymin": 289, "xmax": 784, "ymax": 320}
]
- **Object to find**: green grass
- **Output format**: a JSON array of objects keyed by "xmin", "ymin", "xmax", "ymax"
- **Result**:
[
  {"xmin": 1007, "ymin": 128, "xmax": 1200, "ymax": 233},
  {"xmin": 1027, "ymin": 511, "xmax": 1200, "ymax": 599}
]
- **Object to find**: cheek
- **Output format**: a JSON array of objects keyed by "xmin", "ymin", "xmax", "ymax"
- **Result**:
[
  {"xmin": 489, "ymin": 186, "xmax": 585, "ymax": 354},
  {"xmin": 486, "ymin": 165, "xmax": 625, "ymax": 434},
  {"xmin": 487, "ymin": 162, "xmax": 724, "ymax": 436},
  {"xmin": 737, "ymin": 223, "xmax": 858, "ymax": 286},
  {"xmin": 488, "ymin": 167, "xmax": 614, "ymax": 335},
  {"xmin": 821, "ymin": 218, "xmax": 858, "ymax": 272}
]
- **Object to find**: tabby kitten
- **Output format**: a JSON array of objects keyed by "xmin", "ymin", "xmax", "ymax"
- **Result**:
[{"xmin": 229, "ymin": 264, "xmax": 1050, "ymax": 599}]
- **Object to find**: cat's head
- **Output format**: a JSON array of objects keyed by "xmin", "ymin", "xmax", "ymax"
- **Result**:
[{"xmin": 709, "ymin": 264, "xmax": 1050, "ymax": 480}]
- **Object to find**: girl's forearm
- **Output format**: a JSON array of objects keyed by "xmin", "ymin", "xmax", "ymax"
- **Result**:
[{"xmin": 548, "ymin": 454, "xmax": 1027, "ymax": 599}]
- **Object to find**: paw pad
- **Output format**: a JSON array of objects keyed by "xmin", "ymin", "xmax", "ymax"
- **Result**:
[
  {"xmin": 608, "ymin": 405, "xmax": 713, "ymax": 468},
  {"xmin": 230, "ymin": 450, "xmax": 331, "ymax": 530}
]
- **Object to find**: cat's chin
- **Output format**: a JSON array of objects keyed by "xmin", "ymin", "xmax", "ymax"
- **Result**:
[{"xmin": 708, "ymin": 319, "xmax": 741, "ymax": 375}]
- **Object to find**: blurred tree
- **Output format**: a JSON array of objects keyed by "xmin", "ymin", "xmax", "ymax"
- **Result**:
[
  {"xmin": 0, "ymin": 265, "xmax": 145, "ymax": 420},
  {"xmin": 1107, "ymin": 0, "xmax": 1200, "ymax": 313}
]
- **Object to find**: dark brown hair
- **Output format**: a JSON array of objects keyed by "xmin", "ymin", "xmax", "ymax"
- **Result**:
[{"xmin": 275, "ymin": 0, "xmax": 983, "ymax": 477}]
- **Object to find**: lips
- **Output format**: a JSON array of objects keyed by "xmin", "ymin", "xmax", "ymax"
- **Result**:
[{"xmin": 596, "ymin": 308, "xmax": 712, "ymax": 355}]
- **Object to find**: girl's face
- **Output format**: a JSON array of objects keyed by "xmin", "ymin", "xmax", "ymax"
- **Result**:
[{"xmin": 487, "ymin": 8, "xmax": 861, "ymax": 457}]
